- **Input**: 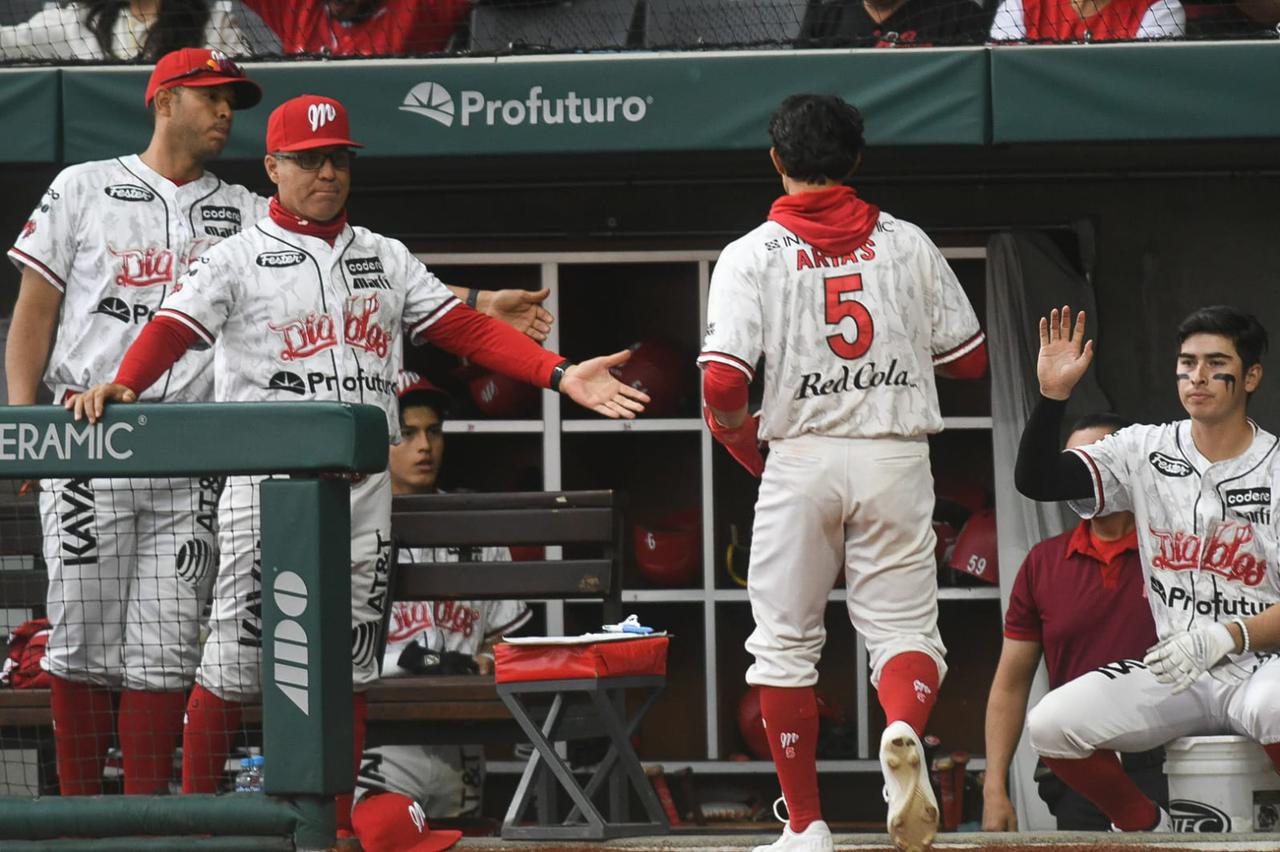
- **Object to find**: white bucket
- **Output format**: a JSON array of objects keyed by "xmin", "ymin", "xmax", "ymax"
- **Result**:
[{"xmin": 1164, "ymin": 735, "xmax": 1280, "ymax": 832}]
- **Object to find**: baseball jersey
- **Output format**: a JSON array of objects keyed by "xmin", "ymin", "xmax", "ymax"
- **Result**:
[
  {"xmin": 155, "ymin": 218, "xmax": 459, "ymax": 437},
  {"xmin": 383, "ymin": 543, "xmax": 532, "ymax": 675},
  {"xmin": 699, "ymin": 212, "xmax": 983, "ymax": 441},
  {"xmin": 9, "ymin": 155, "xmax": 267, "ymax": 400},
  {"xmin": 1069, "ymin": 421, "xmax": 1280, "ymax": 644}
]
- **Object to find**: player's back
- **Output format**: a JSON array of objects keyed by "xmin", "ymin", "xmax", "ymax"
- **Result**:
[{"xmin": 702, "ymin": 210, "xmax": 981, "ymax": 441}]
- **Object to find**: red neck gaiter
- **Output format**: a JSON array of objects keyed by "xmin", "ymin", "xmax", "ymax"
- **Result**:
[
  {"xmin": 768, "ymin": 185, "xmax": 880, "ymax": 255},
  {"xmin": 269, "ymin": 195, "xmax": 348, "ymax": 246}
]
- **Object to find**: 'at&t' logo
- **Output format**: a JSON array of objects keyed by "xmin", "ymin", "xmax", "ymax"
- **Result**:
[
  {"xmin": 1148, "ymin": 520, "xmax": 1267, "ymax": 586},
  {"xmin": 109, "ymin": 244, "xmax": 174, "ymax": 288}
]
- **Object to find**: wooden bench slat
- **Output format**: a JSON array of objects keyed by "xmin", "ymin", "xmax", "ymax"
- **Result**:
[
  {"xmin": 392, "ymin": 491, "xmax": 616, "ymax": 512},
  {"xmin": 365, "ymin": 675, "xmax": 500, "ymax": 701},
  {"xmin": 391, "ymin": 508, "xmax": 613, "ymax": 546},
  {"xmin": 394, "ymin": 559, "xmax": 613, "ymax": 600}
]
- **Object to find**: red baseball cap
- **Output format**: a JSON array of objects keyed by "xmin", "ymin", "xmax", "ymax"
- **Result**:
[
  {"xmin": 396, "ymin": 370, "xmax": 450, "ymax": 415},
  {"xmin": 145, "ymin": 48, "xmax": 261, "ymax": 109},
  {"xmin": 266, "ymin": 94, "xmax": 364, "ymax": 153},
  {"xmin": 352, "ymin": 792, "xmax": 462, "ymax": 852}
]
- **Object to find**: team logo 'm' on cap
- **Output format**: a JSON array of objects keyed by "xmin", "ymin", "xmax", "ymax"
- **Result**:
[{"xmin": 267, "ymin": 95, "xmax": 364, "ymax": 153}]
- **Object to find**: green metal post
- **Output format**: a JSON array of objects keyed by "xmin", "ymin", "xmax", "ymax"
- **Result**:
[{"xmin": 260, "ymin": 478, "xmax": 354, "ymax": 851}]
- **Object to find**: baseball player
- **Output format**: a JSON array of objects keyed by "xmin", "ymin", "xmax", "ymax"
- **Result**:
[
  {"xmin": 352, "ymin": 373, "xmax": 530, "ymax": 842},
  {"xmin": 698, "ymin": 94, "xmax": 986, "ymax": 852},
  {"xmin": 4, "ymin": 47, "xmax": 264, "ymax": 796},
  {"xmin": 5, "ymin": 49, "xmax": 549, "ymax": 799},
  {"xmin": 1013, "ymin": 305, "xmax": 1280, "ymax": 832},
  {"xmin": 68, "ymin": 93, "xmax": 646, "ymax": 834}
]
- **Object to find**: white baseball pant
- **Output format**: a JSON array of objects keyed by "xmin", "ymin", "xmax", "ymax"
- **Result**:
[
  {"xmin": 196, "ymin": 471, "xmax": 393, "ymax": 700},
  {"xmin": 39, "ymin": 476, "xmax": 220, "ymax": 690},
  {"xmin": 744, "ymin": 433, "xmax": 947, "ymax": 688},
  {"xmin": 1028, "ymin": 653, "xmax": 1280, "ymax": 757}
]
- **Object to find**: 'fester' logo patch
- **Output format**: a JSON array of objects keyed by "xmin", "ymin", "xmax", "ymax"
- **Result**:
[
  {"xmin": 256, "ymin": 250, "xmax": 306, "ymax": 268},
  {"xmin": 1149, "ymin": 452, "xmax": 1192, "ymax": 477}
]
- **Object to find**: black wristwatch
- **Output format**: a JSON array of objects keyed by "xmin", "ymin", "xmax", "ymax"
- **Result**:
[
  {"xmin": 549, "ymin": 359, "xmax": 574, "ymax": 392},
  {"xmin": 465, "ymin": 288, "xmax": 480, "ymax": 309}
]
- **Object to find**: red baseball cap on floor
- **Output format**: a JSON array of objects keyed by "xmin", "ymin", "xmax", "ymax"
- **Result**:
[
  {"xmin": 352, "ymin": 792, "xmax": 463, "ymax": 852},
  {"xmin": 266, "ymin": 94, "xmax": 364, "ymax": 153},
  {"xmin": 145, "ymin": 48, "xmax": 261, "ymax": 109}
]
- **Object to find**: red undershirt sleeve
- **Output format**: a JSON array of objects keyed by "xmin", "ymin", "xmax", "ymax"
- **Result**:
[
  {"xmin": 702, "ymin": 361, "xmax": 749, "ymax": 412},
  {"xmin": 937, "ymin": 340, "xmax": 988, "ymax": 380},
  {"xmin": 113, "ymin": 316, "xmax": 200, "ymax": 396},
  {"xmin": 423, "ymin": 304, "xmax": 562, "ymax": 388}
]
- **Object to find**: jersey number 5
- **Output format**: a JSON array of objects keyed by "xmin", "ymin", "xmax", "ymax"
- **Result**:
[{"xmin": 824, "ymin": 273, "xmax": 874, "ymax": 360}]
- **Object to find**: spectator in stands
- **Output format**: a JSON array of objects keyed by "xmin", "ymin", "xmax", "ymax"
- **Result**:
[
  {"xmin": 0, "ymin": 0, "xmax": 248, "ymax": 62},
  {"xmin": 351, "ymin": 372, "xmax": 530, "ymax": 847},
  {"xmin": 989, "ymin": 0, "xmax": 1185, "ymax": 40},
  {"xmin": 981, "ymin": 414, "xmax": 1167, "ymax": 831},
  {"xmin": 800, "ymin": 0, "xmax": 991, "ymax": 47},
  {"xmin": 1182, "ymin": 0, "xmax": 1280, "ymax": 36},
  {"xmin": 238, "ymin": 0, "xmax": 469, "ymax": 56}
]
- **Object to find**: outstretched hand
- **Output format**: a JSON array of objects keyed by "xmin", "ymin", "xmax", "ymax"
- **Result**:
[
  {"xmin": 486, "ymin": 288, "xmax": 553, "ymax": 342},
  {"xmin": 64, "ymin": 383, "xmax": 137, "ymax": 424},
  {"xmin": 559, "ymin": 350, "xmax": 650, "ymax": 419},
  {"xmin": 1037, "ymin": 305, "xmax": 1094, "ymax": 400}
]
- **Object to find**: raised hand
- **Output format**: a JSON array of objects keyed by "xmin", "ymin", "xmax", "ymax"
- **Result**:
[
  {"xmin": 1037, "ymin": 306, "xmax": 1094, "ymax": 401},
  {"xmin": 64, "ymin": 382, "xmax": 137, "ymax": 424},
  {"xmin": 485, "ymin": 288, "xmax": 553, "ymax": 342},
  {"xmin": 559, "ymin": 350, "xmax": 650, "ymax": 419}
]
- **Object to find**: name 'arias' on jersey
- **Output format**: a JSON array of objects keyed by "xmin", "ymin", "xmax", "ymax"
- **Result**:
[{"xmin": 698, "ymin": 212, "xmax": 983, "ymax": 442}]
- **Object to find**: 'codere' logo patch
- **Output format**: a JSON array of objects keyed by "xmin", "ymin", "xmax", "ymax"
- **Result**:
[
  {"xmin": 256, "ymin": 250, "xmax": 306, "ymax": 268},
  {"xmin": 1149, "ymin": 452, "xmax": 1193, "ymax": 477}
]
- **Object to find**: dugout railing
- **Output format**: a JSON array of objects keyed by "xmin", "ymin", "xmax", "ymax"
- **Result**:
[{"xmin": 0, "ymin": 402, "xmax": 388, "ymax": 852}]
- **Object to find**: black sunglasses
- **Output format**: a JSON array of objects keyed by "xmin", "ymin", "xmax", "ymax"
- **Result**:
[
  {"xmin": 157, "ymin": 54, "xmax": 246, "ymax": 88},
  {"xmin": 273, "ymin": 150, "xmax": 357, "ymax": 171}
]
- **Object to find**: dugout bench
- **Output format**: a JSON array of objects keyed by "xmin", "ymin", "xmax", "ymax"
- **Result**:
[{"xmin": 0, "ymin": 488, "xmax": 666, "ymax": 838}]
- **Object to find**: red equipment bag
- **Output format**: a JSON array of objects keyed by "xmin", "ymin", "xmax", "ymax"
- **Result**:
[{"xmin": 495, "ymin": 636, "xmax": 669, "ymax": 683}]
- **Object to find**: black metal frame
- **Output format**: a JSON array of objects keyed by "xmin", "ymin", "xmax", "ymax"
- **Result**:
[{"xmin": 497, "ymin": 674, "xmax": 669, "ymax": 840}]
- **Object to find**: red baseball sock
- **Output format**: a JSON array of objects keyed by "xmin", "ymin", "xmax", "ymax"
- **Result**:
[
  {"xmin": 182, "ymin": 683, "xmax": 243, "ymax": 794},
  {"xmin": 1043, "ymin": 752, "xmax": 1158, "ymax": 830},
  {"xmin": 1266, "ymin": 743, "xmax": 1280, "ymax": 773},
  {"xmin": 758, "ymin": 685, "xmax": 822, "ymax": 832},
  {"xmin": 49, "ymin": 675, "xmax": 113, "ymax": 795},
  {"xmin": 336, "ymin": 693, "xmax": 369, "ymax": 833},
  {"xmin": 876, "ymin": 652, "xmax": 940, "ymax": 735},
  {"xmin": 119, "ymin": 689, "xmax": 186, "ymax": 794}
]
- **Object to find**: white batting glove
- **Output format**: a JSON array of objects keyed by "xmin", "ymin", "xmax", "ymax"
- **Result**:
[{"xmin": 1143, "ymin": 624, "xmax": 1240, "ymax": 694}]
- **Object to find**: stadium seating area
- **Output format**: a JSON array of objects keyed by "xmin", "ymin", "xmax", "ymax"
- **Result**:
[{"xmin": 0, "ymin": 0, "xmax": 1274, "ymax": 65}]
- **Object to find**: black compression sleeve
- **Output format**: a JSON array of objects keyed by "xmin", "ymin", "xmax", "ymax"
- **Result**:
[{"xmin": 1014, "ymin": 395, "xmax": 1095, "ymax": 501}]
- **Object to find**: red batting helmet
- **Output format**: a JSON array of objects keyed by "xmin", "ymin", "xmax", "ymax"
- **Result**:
[
  {"xmin": 609, "ymin": 339, "xmax": 694, "ymax": 418},
  {"xmin": 634, "ymin": 508, "xmax": 701, "ymax": 587},
  {"xmin": 948, "ymin": 509, "xmax": 998, "ymax": 583},
  {"xmin": 469, "ymin": 369, "xmax": 539, "ymax": 418}
]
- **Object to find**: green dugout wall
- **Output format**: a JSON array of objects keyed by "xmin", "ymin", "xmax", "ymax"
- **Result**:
[{"xmin": 1, "ymin": 43, "xmax": 1278, "ymax": 163}]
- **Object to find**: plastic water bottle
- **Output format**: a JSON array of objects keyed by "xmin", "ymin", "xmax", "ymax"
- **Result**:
[
  {"xmin": 250, "ymin": 755, "xmax": 265, "ymax": 793},
  {"xmin": 234, "ymin": 757, "xmax": 253, "ymax": 793}
]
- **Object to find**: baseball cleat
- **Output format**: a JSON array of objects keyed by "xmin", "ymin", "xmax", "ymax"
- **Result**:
[
  {"xmin": 1111, "ymin": 805, "xmax": 1172, "ymax": 833},
  {"xmin": 880, "ymin": 720, "xmax": 938, "ymax": 852},
  {"xmin": 750, "ymin": 818, "xmax": 834, "ymax": 852}
]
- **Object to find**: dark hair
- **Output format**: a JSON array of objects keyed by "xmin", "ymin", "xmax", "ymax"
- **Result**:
[
  {"xmin": 767, "ymin": 94, "xmax": 865, "ymax": 184},
  {"xmin": 1176, "ymin": 305, "xmax": 1269, "ymax": 370},
  {"xmin": 1069, "ymin": 412, "xmax": 1132, "ymax": 436},
  {"xmin": 398, "ymin": 390, "xmax": 447, "ymax": 424},
  {"xmin": 84, "ymin": 0, "xmax": 212, "ymax": 61}
]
